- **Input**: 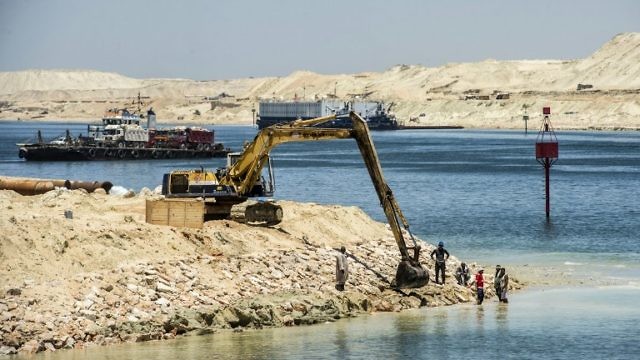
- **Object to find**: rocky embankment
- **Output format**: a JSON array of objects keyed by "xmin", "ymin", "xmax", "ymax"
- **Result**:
[{"xmin": 0, "ymin": 189, "xmax": 521, "ymax": 355}]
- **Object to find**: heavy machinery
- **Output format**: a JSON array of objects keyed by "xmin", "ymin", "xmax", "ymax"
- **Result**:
[{"xmin": 161, "ymin": 112, "xmax": 428, "ymax": 288}]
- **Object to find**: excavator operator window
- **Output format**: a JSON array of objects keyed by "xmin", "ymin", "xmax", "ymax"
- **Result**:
[{"xmin": 170, "ymin": 174, "xmax": 189, "ymax": 194}]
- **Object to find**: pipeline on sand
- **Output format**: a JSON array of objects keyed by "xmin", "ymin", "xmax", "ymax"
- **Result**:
[{"xmin": 0, "ymin": 176, "xmax": 113, "ymax": 196}]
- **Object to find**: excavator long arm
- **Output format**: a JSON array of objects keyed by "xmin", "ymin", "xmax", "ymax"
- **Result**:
[
  {"xmin": 222, "ymin": 115, "xmax": 352, "ymax": 195},
  {"xmin": 349, "ymin": 112, "xmax": 414, "ymax": 260},
  {"xmin": 349, "ymin": 112, "xmax": 428, "ymax": 288},
  {"xmin": 220, "ymin": 112, "xmax": 428, "ymax": 288}
]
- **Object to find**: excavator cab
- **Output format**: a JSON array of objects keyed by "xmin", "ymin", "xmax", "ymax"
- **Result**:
[{"xmin": 166, "ymin": 172, "xmax": 189, "ymax": 194}]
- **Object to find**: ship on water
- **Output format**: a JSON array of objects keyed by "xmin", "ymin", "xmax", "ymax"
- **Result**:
[
  {"xmin": 17, "ymin": 108, "xmax": 230, "ymax": 161},
  {"xmin": 256, "ymin": 99, "xmax": 399, "ymax": 130}
]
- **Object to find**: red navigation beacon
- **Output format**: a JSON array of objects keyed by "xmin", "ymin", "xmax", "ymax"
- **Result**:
[{"xmin": 535, "ymin": 106, "xmax": 558, "ymax": 219}]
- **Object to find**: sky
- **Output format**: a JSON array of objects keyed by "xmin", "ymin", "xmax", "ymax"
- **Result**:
[{"xmin": 0, "ymin": 0, "xmax": 638, "ymax": 80}]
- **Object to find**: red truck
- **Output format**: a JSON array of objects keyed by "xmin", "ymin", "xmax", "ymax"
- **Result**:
[{"xmin": 148, "ymin": 127, "xmax": 214, "ymax": 150}]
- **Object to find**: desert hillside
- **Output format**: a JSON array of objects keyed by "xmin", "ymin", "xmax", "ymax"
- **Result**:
[{"xmin": 1, "ymin": 33, "xmax": 639, "ymax": 130}]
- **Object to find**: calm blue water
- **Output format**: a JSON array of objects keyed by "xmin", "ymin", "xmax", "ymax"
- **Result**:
[
  {"xmin": 3, "ymin": 121, "xmax": 640, "ymax": 359},
  {"xmin": 2, "ymin": 121, "xmax": 639, "ymax": 263}
]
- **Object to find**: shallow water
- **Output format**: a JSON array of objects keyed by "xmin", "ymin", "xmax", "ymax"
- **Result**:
[
  {"xmin": 22, "ymin": 286, "xmax": 640, "ymax": 359},
  {"xmin": 2, "ymin": 122, "xmax": 639, "ymax": 358}
]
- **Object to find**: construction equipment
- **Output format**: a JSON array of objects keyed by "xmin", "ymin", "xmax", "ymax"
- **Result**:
[{"xmin": 161, "ymin": 112, "xmax": 428, "ymax": 288}]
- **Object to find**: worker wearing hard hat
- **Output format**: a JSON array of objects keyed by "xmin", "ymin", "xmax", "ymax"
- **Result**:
[{"xmin": 430, "ymin": 241, "xmax": 450, "ymax": 284}]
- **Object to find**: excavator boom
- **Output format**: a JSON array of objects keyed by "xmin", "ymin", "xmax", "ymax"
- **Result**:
[
  {"xmin": 222, "ymin": 125, "xmax": 352, "ymax": 194},
  {"xmin": 161, "ymin": 112, "xmax": 428, "ymax": 288},
  {"xmin": 226, "ymin": 112, "xmax": 428, "ymax": 288},
  {"xmin": 348, "ymin": 112, "xmax": 429, "ymax": 288}
]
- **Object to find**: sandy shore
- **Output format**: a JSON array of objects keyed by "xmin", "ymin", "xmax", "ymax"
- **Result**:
[
  {"xmin": 0, "ymin": 189, "xmax": 524, "ymax": 355},
  {"xmin": 2, "ymin": 88, "xmax": 639, "ymax": 132},
  {"xmin": 1, "ymin": 33, "xmax": 639, "ymax": 130}
]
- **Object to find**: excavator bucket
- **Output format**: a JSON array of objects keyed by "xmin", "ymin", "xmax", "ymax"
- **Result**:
[{"xmin": 395, "ymin": 259, "xmax": 429, "ymax": 289}]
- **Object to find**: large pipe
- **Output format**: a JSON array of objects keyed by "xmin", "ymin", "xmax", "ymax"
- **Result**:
[
  {"xmin": 0, "ymin": 178, "xmax": 55, "ymax": 196},
  {"xmin": 65, "ymin": 180, "xmax": 113, "ymax": 193},
  {"xmin": 0, "ymin": 176, "xmax": 113, "ymax": 195},
  {"xmin": 51, "ymin": 180, "xmax": 68, "ymax": 188}
]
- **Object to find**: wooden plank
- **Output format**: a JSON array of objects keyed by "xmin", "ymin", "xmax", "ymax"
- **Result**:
[
  {"xmin": 146, "ymin": 198, "xmax": 204, "ymax": 229},
  {"xmin": 184, "ymin": 201, "xmax": 204, "ymax": 228},
  {"xmin": 168, "ymin": 202, "xmax": 186, "ymax": 227},
  {"xmin": 146, "ymin": 199, "xmax": 169, "ymax": 225},
  {"xmin": 185, "ymin": 201, "xmax": 204, "ymax": 228}
]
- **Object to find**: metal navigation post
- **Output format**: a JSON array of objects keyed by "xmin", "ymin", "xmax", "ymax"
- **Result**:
[{"xmin": 535, "ymin": 107, "xmax": 559, "ymax": 219}]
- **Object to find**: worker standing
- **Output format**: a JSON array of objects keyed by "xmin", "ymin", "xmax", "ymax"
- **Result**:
[
  {"xmin": 335, "ymin": 246, "xmax": 349, "ymax": 291},
  {"xmin": 499, "ymin": 267, "xmax": 509, "ymax": 303},
  {"xmin": 494, "ymin": 265, "xmax": 502, "ymax": 300},
  {"xmin": 468, "ymin": 268, "xmax": 485, "ymax": 305},
  {"xmin": 430, "ymin": 241, "xmax": 450, "ymax": 284}
]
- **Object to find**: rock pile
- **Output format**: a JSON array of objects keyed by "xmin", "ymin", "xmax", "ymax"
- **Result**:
[{"xmin": 0, "ymin": 190, "xmax": 521, "ymax": 355}]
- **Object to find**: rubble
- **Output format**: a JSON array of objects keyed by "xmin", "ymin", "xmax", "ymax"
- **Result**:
[{"xmin": 0, "ymin": 190, "xmax": 522, "ymax": 354}]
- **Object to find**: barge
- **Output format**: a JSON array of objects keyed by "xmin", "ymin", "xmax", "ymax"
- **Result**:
[
  {"xmin": 18, "ymin": 144, "xmax": 228, "ymax": 161},
  {"xmin": 17, "ymin": 108, "xmax": 231, "ymax": 161},
  {"xmin": 256, "ymin": 99, "xmax": 399, "ymax": 130}
]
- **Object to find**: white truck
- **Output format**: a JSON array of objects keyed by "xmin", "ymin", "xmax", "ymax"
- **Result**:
[{"xmin": 96, "ymin": 124, "xmax": 149, "ymax": 148}]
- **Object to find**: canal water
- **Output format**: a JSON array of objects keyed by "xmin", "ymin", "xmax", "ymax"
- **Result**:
[
  {"xmin": 1, "ymin": 121, "xmax": 639, "ymax": 358},
  {"xmin": 15, "ymin": 286, "xmax": 639, "ymax": 360}
]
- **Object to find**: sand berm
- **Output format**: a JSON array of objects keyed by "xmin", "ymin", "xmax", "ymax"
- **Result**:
[{"xmin": 0, "ymin": 189, "xmax": 521, "ymax": 355}]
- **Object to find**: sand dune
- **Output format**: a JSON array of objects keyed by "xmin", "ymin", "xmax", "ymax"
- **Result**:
[
  {"xmin": 0, "ymin": 69, "xmax": 145, "ymax": 94},
  {"xmin": 1, "ymin": 33, "xmax": 639, "ymax": 129}
]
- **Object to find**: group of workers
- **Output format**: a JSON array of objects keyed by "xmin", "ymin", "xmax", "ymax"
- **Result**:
[
  {"xmin": 465, "ymin": 265, "xmax": 509, "ymax": 304},
  {"xmin": 335, "ymin": 242, "xmax": 510, "ymax": 305},
  {"xmin": 430, "ymin": 242, "xmax": 509, "ymax": 304}
]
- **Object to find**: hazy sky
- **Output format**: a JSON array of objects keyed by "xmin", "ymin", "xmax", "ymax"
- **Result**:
[{"xmin": 1, "ymin": 0, "xmax": 638, "ymax": 80}]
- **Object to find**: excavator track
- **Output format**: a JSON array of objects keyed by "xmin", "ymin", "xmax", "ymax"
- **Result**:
[{"xmin": 230, "ymin": 200, "xmax": 283, "ymax": 226}]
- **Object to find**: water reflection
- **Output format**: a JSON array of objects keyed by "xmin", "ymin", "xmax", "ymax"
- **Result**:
[
  {"xmin": 389, "ymin": 311, "xmax": 428, "ymax": 359},
  {"xmin": 495, "ymin": 303, "xmax": 509, "ymax": 334},
  {"xmin": 475, "ymin": 306, "xmax": 485, "ymax": 336},
  {"xmin": 434, "ymin": 311, "xmax": 451, "ymax": 358},
  {"xmin": 433, "ymin": 311, "xmax": 448, "ymax": 335},
  {"xmin": 333, "ymin": 323, "xmax": 349, "ymax": 358}
]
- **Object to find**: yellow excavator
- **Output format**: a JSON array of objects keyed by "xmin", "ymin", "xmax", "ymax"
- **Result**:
[{"xmin": 161, "ymin": 112, "xmax": 429, "ymax": 288}]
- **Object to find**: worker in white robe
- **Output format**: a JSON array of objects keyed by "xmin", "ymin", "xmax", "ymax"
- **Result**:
[{"xmin": 335, "ymin": 246, "xmax": 349, "ymax": 291}]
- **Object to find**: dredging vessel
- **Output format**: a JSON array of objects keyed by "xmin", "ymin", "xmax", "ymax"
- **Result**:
[{"xmin": 17, "ymin": 108, "xmax": 230, "ymax": 161}]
